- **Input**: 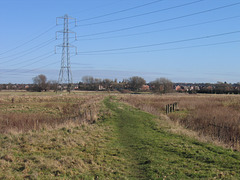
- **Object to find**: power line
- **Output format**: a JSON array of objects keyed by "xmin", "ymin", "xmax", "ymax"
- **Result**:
[
  {"xmin": 77, "ymin": 2, "xmax": 240, "ymax": 38},
  {"xmin": 3, "ymin": 39, "xmax": 240, "ymax": 76},
  {"xmin": 70, "ymin": 1, "xmax": 125, "ymax": 16},
  {"xmin": 1, "ymin": 60, "xmax": 59, "ymax": 77},
  {"xmin": 24, "ymin": 60, "xmax": 59, "ymax": 74},
  {"xmin": 0, "ymin": 39, "xmax": 55, "ymax": 64},
  {"xmin": 0, "ymin": 25, "xmax": 56, "ymax": 55},
  {"xmin": 19, "ymin": 54, "xmax": 56, "ymax": 73},
  {"xmin": 0, "ymin": 53, "xmax": 55, "ymax": 75},
  {"xmin": 75, "ymin": 0, "xmax": 164, "ymax": 23},
  {"xmin": 77, "ymin": 0, "xmax": 204, "ymax": 27},
  {"xmin": 0, "ymin": 37, "xmax": 55, "ymax": 59},
  {"xmin": 77, "ymin": 30, "xmax": 240, "ymax": 54},
  {"xmin": 6, "ymin": 51, "xmax": 53, "ymax": 67},
  {"xmin": 76, "ymin": 40, "xmax": 240, "ymax": 56},
  {"xmin": 76, "ymin": 15, "xmax": 240, "ymax": 41}
]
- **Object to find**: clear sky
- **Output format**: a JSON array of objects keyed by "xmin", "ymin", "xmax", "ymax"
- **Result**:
[{"xmin": 1, "ymin": 0, "xmax": 240, "ymax": 84}]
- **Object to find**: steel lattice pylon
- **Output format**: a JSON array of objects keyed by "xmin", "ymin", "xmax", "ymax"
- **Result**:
[{"xmin": 56, "ymin": 14, "xmax": 77, "ymax": 92}]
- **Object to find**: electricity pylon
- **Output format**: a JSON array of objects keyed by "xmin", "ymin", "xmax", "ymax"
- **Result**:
[{"xmin": 56, "ymin": 14, "xmax": 77, "ymax": 92}]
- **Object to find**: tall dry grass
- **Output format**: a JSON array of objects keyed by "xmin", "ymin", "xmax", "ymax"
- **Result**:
[
  {"xmin": 120, "ymin": 94, "xmax": 240, "ymax": 150},
  {"xmin": 0, "ymin": 94, "xmax": 105, "ymax": 133}
]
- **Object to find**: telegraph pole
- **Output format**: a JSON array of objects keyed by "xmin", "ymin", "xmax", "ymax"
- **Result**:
[{"xmin": 56, "ymin": 14, "xmax": 77, "ymax": 92}]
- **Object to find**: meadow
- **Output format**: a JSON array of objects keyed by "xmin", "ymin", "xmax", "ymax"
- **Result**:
[
  {"xmin": 0, "ymin": 91, "xmax": 105, "ymax": 133},
  {"xmin": 1, "ymin": 91, "xmax": 240, "ymax": 179}
]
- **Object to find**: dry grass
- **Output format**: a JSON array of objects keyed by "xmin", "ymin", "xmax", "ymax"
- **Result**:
[
  {"xmin": 120, "ymin": 93, "xmax": 240, "ymax": 150},
  {"xmin": 0, "ymin": 120, "xmax": 124, "ymax": 179},
  {"xmin": 0, "ymin": 92, "xmax": 105, "ymax": 133}
]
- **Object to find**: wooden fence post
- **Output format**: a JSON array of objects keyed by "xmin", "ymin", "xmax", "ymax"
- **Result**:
[
  {"xmin": 166, "ymin": 103, "xmax": 179, "ymax": 114},
  {"xmin": 166, "ymin": 104, "xmax": 169, "ymax": 114}
]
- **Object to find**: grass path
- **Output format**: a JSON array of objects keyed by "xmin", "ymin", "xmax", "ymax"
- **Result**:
[{"xmin": 103, "ymin": 96, "xmax": 240, "ymax": 179}]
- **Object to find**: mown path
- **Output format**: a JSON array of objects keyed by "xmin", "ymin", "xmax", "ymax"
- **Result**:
[{"xmin": 103, "ymin": 96, "xmax": 240, "ymax": 179}]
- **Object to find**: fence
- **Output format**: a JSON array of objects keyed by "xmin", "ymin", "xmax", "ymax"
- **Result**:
[{"xmin": 166, "ymin": 102, "xmax": 178, "ymax": 114}]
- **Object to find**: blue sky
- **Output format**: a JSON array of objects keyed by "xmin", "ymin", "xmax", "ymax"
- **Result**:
[{"xmin": 0, "ymin": 0, "xmax": 240, "ymax": 84}]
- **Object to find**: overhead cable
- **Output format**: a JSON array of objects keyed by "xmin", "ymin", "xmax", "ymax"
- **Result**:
[
  {"xmin": 77, "ymin": 40, "xmax": 240, "ymax": 55},
  {"xmin": 77, "ymin": 0, "xmax": 204, "ymax": 27},
  {"xmin": 0, "ymin": 54, "xmax": 56, "ymax": 75},
  {"xmin": 76, "ymin": 15, "xmax": 240, "ymax": 41},
  {"xmin": 0, "ymin": 25, "xmax": 56, "ymax": 55},
  {"xmin": 77, "ymin": 2, "xmax": 240, "ymax": 38},
  {"xmin": 0, "ymin": 39, "xmax": 55, "ymax": 64},
  {"xmin": 76, "ymin": 0, "xmax": 164, "ymax": 22},
  {"xmin": 78, "ymin": 30, "xmax": 240, "ymax": 54}
]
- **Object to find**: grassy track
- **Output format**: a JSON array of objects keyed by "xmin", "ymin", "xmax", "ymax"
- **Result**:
[{"xmin": 103, "ymin": 96, "xmax": 240, "ymax": 179}]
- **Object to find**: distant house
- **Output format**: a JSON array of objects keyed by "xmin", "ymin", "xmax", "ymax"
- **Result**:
[
  {"xmin": 141, "ymin": 85, "xmax": 150, "ymax": 91},
  {"xmin": 175, "ymin": 85, "xmax": 181, "ymax": 91},
  {"xmin": 190, "ymin": 86, "xmax": 200, "ymax": 91},
  {"xmin": 98, "ymin": 85, "xmax": 105, "ymax": 91},
  {"xmin": 175, "ymin": 85, "xmax": 188, "ymax": 92},
  {"xmin": 207, "ymin": 86, "xmax": 213, "ymax": 91}
]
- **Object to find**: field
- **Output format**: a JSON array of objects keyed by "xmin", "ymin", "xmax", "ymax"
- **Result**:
[
  {"xmin": 0, "ymin": 91, "xmax": 105, "ymax": 133},
  {"xmin": 1, "ymin": 91, "xmax": 240, "ymax": 179}
]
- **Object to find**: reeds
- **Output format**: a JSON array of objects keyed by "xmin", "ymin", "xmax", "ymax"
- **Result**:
[
  {"xmin": 0, "ymin": 94, "xmax": 105, "ymax": 133},
  {"xmin": 120, "ymin": 94, "xmax": 240, "ymax": 150}
]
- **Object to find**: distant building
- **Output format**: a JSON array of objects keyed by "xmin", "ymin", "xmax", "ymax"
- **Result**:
[
  {"xmin": 175, "ymin": 85, "xmax": 188, "ymax": 92},
  {"xmin": 175, "ymin": 85, "xmax": 182, "ymax": 91},
  {"xmin": 207, "ymin": 86, "xmax": 213, "ymax": 90},
  {"xmin": 141, "ymin": 85, "xmax": 150, "ymax": 91},
  {"xmin": 190, "ymin": 86, "xmax": 200, "ymax": 91},
  {"xmin": 98, "ymin": 85, "xmax": 105, "ymax": 91}
]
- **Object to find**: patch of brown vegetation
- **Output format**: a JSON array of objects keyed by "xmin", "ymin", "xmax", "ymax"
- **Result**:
[
  {"xmin": 0, "ymin": 93, "xmax": 105, "ymax": 133},
  {"xmin": 120, "ymin": 94, "xmax": 240, "ymax": 150}
]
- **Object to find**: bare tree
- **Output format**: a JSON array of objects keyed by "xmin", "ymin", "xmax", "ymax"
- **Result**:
[
  {"xmin": 128, "ymin": 76, "xmax": 146, "ymax": 91},
  {"xmin": 150, "ymin": 78, "xmax": 173, "ymax": 93},
  {"xmin": 47, "ymin": 80, "xmax": 58, "ymax": 91},
  {"xmin": 81, "ymin": 76, "xmax": 102, "ymax": 91},
  {"xmin": 32, "ymin": 74, "xmax": 48, "ymax": 91},
  {"xmin": 102, "ymin": 79, "xmax": 112, "ymax": 91},
  {"xmin": 82, "ymin": 76, "xmax": 94, "ymax": 84}
]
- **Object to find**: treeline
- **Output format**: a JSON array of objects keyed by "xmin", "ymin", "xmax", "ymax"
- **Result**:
[
  {"xmin": 2, "ymin": 74, "xmax": 240, "ymax": 94},
  {"xmin": 0, "ymin": 74, "xmax": 58, "ymax": 92},
  {"xmin": 0, "ymin": 74, "xmax": 174, "ymax": 93},
  {"xmin": 197, "ymin": 82, "xmax": 240, "ymax": 94},
  {"xmin": 78, "ymin": 76, "xmax": 173, "ymax": 93},
  {"xmin": 176, "ymin": 81, "xmax": 240, "ymax": 94}
]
